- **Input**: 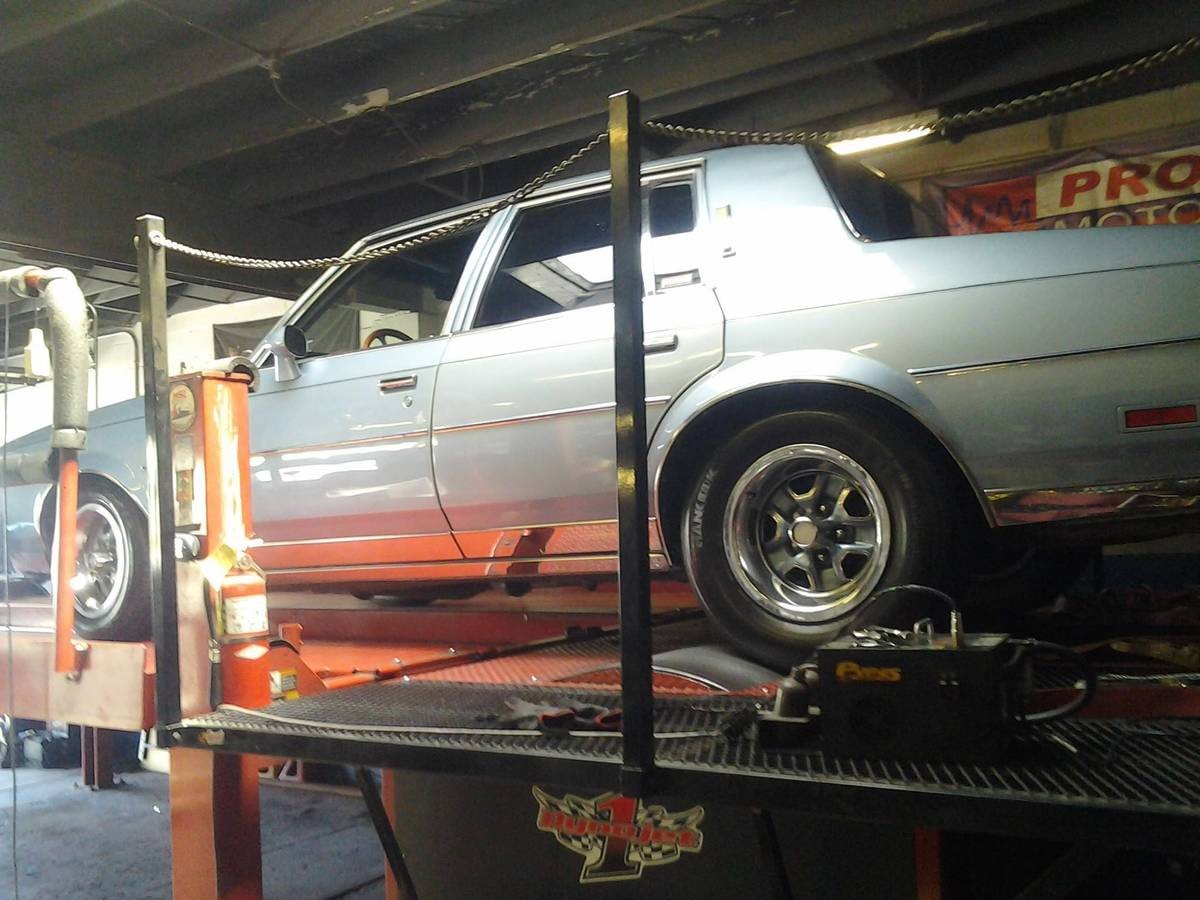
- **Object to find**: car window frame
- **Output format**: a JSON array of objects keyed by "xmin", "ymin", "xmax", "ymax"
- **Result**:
[
  {"xmin": 452, "ymin": 164, "xmax": 708, "ymax": 336},
  {"xmin": 252, "ymin": 208, "xmax": 506, "ymax": 368},
  {"xmin": 807, "ymin": 145, "xmax": 947, "ymax": 244}
]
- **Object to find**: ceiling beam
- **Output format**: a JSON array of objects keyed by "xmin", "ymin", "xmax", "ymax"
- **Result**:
[
  {"xmin": 15, "ymin": 0, "xmax": 455, "ymax": 139},
  {"xmin": 273, "ymin": 62, "xmax": 896, "ymax": 218},
  {"xmin": 267, "ymin": 0, "xmax": 1088, "ymax": 217},
  {"xmin": 231, "ymin": 0, "xmax": 1084, "ymax": 208},
  {"xmin": 144, "ymin": 0, "xmax": 735, "ymax": 175},
  {"xmin": 929, "ymin": 0, "xmax": 1200, "ymax": 105},
  {"xmin": 305, "ymin": 67, "xmax": 900, "ymax": 233},
  {"xmin": 0, "ymin": 131, "xmax": 344, "ymax": 296},
  {"xmin": 0, "ymin": 0, "xmax": 129, "ymax": 55}
]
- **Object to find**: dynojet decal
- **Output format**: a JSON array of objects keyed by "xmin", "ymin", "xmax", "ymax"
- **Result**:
[{"xmin": 532, "ymin": 786, "xmax": 704, "ymax": 884}]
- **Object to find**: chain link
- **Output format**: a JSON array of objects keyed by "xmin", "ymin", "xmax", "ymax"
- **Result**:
[
  {"xmin": 645, "ymin": 36, "xmax": 1198, "ymax": 146},
  {"xmin": 153, "ymin": 36, "xmax": 1196, "ymax": 270},
  {"xmin": 151, "ymin": 133, "xmax": 609, "ymax": 270}
]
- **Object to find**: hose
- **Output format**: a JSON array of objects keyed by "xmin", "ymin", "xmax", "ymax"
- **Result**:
[{"xmin": 1013, "ymin": 640, "xmax": 1097, "ymax": 723}]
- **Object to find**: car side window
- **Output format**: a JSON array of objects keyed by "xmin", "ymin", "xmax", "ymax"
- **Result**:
[
  {"xmin": 295, "ymin": 222, "xmax": 483, "ymax": 357},
  {"xmin": 473, "ymin": 180, "xmax": 699, "ymax": 329},
  {"xmin": 810, "ymin": 147, "xmax": 946, "ymax": 241}
]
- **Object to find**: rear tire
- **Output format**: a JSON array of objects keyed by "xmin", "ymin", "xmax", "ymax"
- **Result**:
[
  {"xmin": 681, "ymin": 409, "xmax": 959, "ymax": 668},
  {"xmin": 44, "ymin": 483, "xmax": 150, "ymax": 641}
]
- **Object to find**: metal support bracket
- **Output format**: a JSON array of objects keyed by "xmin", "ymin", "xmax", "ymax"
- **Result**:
[{"xmin": 355, "ymin": 767, "xmax": 419, "ymax": 900}]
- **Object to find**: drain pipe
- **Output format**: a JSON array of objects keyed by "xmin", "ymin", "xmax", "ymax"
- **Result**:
[{"xmin": 2, "ymin": 266, "xmax": 90, "ymax": 672}]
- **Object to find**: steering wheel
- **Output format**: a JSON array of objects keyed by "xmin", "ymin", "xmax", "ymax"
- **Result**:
[{"xmin": 362, "ymin": 328, "xmax": 414, "ymax": 349}]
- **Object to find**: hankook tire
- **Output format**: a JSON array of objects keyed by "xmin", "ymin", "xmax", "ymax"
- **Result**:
[{"xmin": 682, "ymin": 409, "xmax": 957, "ymax": 668}]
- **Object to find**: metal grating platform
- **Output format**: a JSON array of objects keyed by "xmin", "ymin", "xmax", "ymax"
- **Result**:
[
  {"xmin": 176, "ymin": 680, "xmax": 1200, "ymax": 853},
  {"xmin": 404, "ymin": 616, "xmax": 746, "ymax": 693}
]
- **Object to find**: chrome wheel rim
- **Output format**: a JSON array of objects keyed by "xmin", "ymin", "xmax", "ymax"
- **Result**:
[
  {"xmin": 73, "ymin": 501, "xmax": 130, "ymax": 621},
  {"xmin": 723, "ymin": 444, "xmax": 890, "ymax": 623}
]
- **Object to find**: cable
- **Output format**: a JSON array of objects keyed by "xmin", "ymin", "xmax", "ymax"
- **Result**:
[
  {"xmin": 862, "ymin": 583, "xmax": 963, "ymax": 645},
  {"xmin": 1015, "ymin": 640, "xmax": 1097, "ymax": 724},
  {"xmin": 865, "ymin": 583, "xmax": 958, "ymax": 612},
  {"xmin": 266, "ymin": 57, "xmax": 349, "ymax": 137},
  {"xmin": 190, "ymin": 704, "xmax": 720, "ymax": 740},
  {"xmin": 3, "ymin": 285, "xmax": 19, "ymax": 899},
  {"xmin": 1096, "ymin": 671, "xmax": 1200, "ymax": 684},
  {"xmin": 133, "ymin": 0, "xmax": 266, "ymax": 58}
]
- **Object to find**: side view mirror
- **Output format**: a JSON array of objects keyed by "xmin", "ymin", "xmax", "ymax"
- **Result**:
[{"xmin": 267, "ymin": 325, "xmax": 306, "ymax": 383}]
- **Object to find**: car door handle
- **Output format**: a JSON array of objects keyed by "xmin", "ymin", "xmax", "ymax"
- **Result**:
[
  {"xmin": 644, "ymin": 332, "xmax": 678, "ymax": 354},
  {"xmin": 379, "ymin": 374, "xmax": 418, "ymax": 393}
]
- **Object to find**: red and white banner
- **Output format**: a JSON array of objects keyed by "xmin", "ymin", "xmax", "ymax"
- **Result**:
[{"xmin": 923, "ymin": 136, "xmax": 1200, "ymax": 234}]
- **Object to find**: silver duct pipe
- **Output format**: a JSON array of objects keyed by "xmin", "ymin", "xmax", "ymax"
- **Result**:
[{"xmin": 1, "ymin": 266, "xmax": 91, "ymax": 484}]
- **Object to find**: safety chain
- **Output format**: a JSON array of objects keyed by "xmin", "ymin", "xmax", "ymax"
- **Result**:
[
  {"xmin": 645, "ymin": 35, "xmax": 1198, "ymax": 146},
  {"xmin": 151, "ymin": 36, "xmax": 1195, "ymax": 270},
  {"xmin": 150, "ymin": 132, "xmax": 609, "ymax": 270}
]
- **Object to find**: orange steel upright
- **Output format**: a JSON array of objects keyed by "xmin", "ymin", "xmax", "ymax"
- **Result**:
[
  {"xmin": 168, "ymin": 369, "xmax": 270, "ymax": 899},
  {"xmin": 52, "ymin": 450, "xmax": 80, "ymax": 672}
]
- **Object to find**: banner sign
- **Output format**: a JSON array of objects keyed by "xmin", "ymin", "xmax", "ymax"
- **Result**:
[{"xmin": 923, "ymin": 135, "xmax": 1200, "ymax": 234}]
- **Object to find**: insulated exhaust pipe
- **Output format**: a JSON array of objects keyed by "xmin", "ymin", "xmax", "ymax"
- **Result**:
[
  {"xmin": 2, "ymin": 266, "xmax": 90, "ymax": 672},
  {"xmin": 3, "ymin": 267, "xmax": 90, "ymax": 450}
]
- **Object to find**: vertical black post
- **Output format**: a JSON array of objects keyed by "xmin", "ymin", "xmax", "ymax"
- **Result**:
[
  {"xmin": 137, "ymin": 215, "xmax": 181, "ymax": 727},
  {"xmin": 609, "ymin": 90, "xmax": 653, "ymax": 796}
]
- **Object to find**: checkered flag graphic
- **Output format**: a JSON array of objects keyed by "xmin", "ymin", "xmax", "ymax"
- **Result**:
[
  {"xmin": 532, "ymin": 786, "xmax": 606, "ymax": 865},
  {"xmin": 629, "ymin": 803, "xmax": 705, "ymax": 866}
]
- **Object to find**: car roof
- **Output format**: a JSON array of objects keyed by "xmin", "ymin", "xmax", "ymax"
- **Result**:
[{"xmin": 349, "ymin": 144, "xmax": 810, "ymax": 252}]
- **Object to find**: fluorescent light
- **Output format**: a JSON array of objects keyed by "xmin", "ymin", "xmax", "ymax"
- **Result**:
[{"xmin": 828, "ymin": 126, "xmax": 933, "ymax": 156}]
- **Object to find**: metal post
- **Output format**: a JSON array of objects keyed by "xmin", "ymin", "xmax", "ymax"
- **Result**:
[
  {"xmin": 137, "ymin": 215, "xmax": 181, "ymax": 727},
  {"xmin": 608, "ymin": 90, "xmax": 654, "ymax": 796},
  {"xmin": 356, "ymin": 768, "xmax": 419, "ymax": 899}
]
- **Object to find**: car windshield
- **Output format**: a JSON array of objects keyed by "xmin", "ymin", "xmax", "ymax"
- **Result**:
[{"xmin": 811, "ymin": 146, "xmax": 947, "ymax": 241}]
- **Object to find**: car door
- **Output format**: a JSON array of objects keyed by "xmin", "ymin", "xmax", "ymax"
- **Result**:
[
  {"xmin": 247, "ymin": 219, "xmax": 491, "ymax": 580},
  {"xmin": 432, "ymin": 170, "xmax": 724, "ymax": 567}
]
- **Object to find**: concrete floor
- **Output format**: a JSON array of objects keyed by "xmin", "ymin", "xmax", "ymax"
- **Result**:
[{"xmin": 0, "ymin": 767, "xmax": 384, "ymax": 899}]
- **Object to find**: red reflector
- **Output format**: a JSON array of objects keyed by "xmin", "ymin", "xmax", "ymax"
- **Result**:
[{"xmin": 1124, "ymin": 404, "xmax": 1197, "ymax": 429}]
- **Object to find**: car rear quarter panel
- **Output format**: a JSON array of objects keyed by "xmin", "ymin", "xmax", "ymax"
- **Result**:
[{"xmin": 659, "ymin": 147, "xmax": 1200, "ymax": 521}]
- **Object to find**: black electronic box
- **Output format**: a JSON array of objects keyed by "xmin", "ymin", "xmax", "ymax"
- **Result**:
[{"xmin": 817, "ymin": 632, "xmax": 1015, "ymax": 763}]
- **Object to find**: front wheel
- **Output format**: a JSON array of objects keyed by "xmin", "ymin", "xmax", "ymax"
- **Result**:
[
  {"xmin": 681, "ymin": 409, "xmax": 958, "ymax": 668},
  {"xmin": 45, "ymin": 484, "xmax": 150, "ymax": 641}
]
